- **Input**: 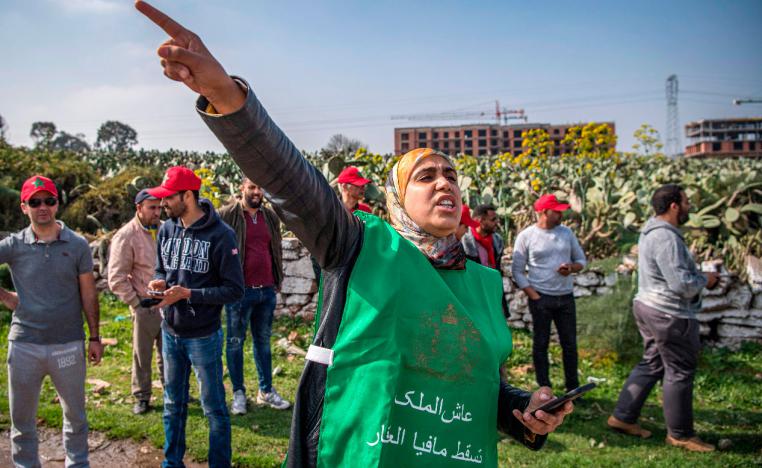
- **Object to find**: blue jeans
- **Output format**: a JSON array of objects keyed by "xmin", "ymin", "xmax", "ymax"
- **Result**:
[
  {"xmin": 162, "ymin": 328, "xmax": 230, "ymax": 468},
  {"xmin": 225, "ymin": 286, "xmax": 277, "ymax": 394}
]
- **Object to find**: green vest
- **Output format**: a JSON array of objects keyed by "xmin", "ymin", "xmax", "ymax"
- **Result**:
[{"xmin": 315, "ymin": 212, "xmax": 512, "ymax": 467}]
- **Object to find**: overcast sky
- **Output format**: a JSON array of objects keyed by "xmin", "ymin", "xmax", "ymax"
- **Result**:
[{"xmin": 1, "ymin": 0, "xmax": 761, "ymax": 155}]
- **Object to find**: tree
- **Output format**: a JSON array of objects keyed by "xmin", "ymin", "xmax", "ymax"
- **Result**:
[
  {"xmin": 95, "ymin": 120, "xmax": 138, "ymax": 153},
  {"xmin": 324, "ymin": 134, "xmax": 366, "ymax": 157},
  {"xmin": 632, "ymin": 124, "xmax": 664, "ymax": 156},
  {"xmin": 520, "ymin": 128, "xmax": 554, "ymax": 160},
  {"xmin": 561, "ymin": 123, "xmax": 617, "ymax": 159},
  {"xmin": 52, "ymin": 132, "xmax": 91, "ymax": 153},
  {"xmin": 30, "ymin": 121, "xmax": 57, "ymax": 149}
]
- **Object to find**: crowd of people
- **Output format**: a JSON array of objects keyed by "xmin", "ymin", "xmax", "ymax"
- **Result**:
[{"xmin": 0, "ymin": 1, "xmax": 722, "ymax": 467}]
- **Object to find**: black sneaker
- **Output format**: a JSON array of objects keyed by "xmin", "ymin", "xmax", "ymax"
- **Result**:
[{"xmin": 133, "ymin": 400, "xmax": 150, "ymax": 415}]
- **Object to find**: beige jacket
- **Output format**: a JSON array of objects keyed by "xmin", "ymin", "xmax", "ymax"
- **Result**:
[{"xmin": 107, "ymin": 215, "xmax": 159, "ymax": 309}]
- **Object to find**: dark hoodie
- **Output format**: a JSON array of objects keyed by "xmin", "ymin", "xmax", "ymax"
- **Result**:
[{"xmin": 155, "ymin": 198, "xmax": 244, "ymax": 338}]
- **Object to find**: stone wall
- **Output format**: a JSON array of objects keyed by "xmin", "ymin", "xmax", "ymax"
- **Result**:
[
  {"xmin": 90, "ymin": 236, "xmax": 111, "ymax": 292},
  {"xmin": 501, "ymin": 259, "xmax": 618, "ymax": 331},
  {"xmin": 87, "ymin": 235, "xmax": 321, "ymax": 317},
  {"xmin": 88, "ymin": 235, "xmax": 762, "ymax": 349},
  {"xmin": 275, "ymin": 238, "xmax": 319, "ymax": 321},
  {"xmin": 694, "ymin": 257, "xmax": 762, "ymax": 349},
  {"xmin": 271, "ymin": 239, "xmax": 618, "ymax": 325}
]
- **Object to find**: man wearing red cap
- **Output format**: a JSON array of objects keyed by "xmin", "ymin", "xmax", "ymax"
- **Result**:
[
  {"xmin": 311, "ymin": 166, "xmax": 374, "ymax": 282},
  {"xmin": 336, "ymin": 166, "xmax": 372, "ymax": 214},
  {"xmin": 145, "ymin": 166, "xmax": 244, "ymax": 468},
  {"xmin": 511, "ymin": 194, "xmax": 586, "ymax": 393},
  {"xmin": 0, "ymin": 175, "xmax": 103, "ymax": 467}
]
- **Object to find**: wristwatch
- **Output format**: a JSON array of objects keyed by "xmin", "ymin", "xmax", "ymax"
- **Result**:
[{"xmin": 89, "ymin": 336, "xmax": 101, "ymax": 343}]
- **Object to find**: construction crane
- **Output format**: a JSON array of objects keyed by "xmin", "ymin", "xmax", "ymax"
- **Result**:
[
  {"xmin": 733, "ymin": 98, "xmax": 762, "ymax": 105},
  {"xmin": 391, "ymin": 100, "xmax": 528, "ymax": 125}
]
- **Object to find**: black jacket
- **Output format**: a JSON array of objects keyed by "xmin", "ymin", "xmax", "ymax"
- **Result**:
[
  {"xmin": 155, "ymin": 198, "xmax": 245, "ymax": 338},
  {"xmin": 197, "ymin": 79, "xmax": 547, "ymax": 466}
]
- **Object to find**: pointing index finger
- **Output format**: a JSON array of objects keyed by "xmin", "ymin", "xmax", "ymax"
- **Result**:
[{"xmin": 135, "ymin": 0, "xmax": 188, "ymax": 38}]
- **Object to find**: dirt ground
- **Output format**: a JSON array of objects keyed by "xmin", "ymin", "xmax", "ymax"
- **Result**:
[{"xmin": 0, "ymin": 427, "xmax": 206, "ymax": 467}]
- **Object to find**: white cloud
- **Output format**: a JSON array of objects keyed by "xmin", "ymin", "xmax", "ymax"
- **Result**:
[{"xmin": 47, "ymin": 0, "xmax": 127, "ymax": 14}]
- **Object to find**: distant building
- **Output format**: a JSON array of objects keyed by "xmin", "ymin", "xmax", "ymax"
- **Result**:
[
  {"xmin": 393, "ymin": 122, "xmax": 616, "ymax": 156},
  {"xmin": 684, "ymin": 118, "xmax": 762, "ymax": 158}
]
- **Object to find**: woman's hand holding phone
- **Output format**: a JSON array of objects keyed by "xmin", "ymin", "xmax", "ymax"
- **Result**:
[{"xmin": 513, "ymin": 386, "xmax": 574, "ymax": 436}]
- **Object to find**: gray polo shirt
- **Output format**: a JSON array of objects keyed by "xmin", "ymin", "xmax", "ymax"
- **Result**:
[{"xmin": 0, "ymin": 222, "xmax": 93, "ymax": 344}]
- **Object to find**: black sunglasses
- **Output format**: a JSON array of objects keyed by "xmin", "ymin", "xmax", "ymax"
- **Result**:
[{"xmin": 26, "ymin": 197, "xmax": 58, "ymax": 208}]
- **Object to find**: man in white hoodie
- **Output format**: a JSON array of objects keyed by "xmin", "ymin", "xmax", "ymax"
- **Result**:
[{"xmin": 608, "ymin": 184, "xmax": 719, "ymax": 452}]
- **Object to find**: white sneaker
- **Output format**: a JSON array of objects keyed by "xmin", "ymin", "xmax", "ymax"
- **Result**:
[
  {"xmin": 257, "ymin": 388, "xmax": 291, "ymax": 410},
  {"xmin": 231, "ymin": 390, "xmax": 247, "ymax": 415}
]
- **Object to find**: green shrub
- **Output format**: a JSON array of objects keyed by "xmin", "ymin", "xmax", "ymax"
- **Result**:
[
  {"xmin": 0, "ymin": 264, "xmax": 11, "ymax": 290},
  {"xmin": 0, "ymin": 146, "xmax": 97, "ymax": 231},
  {"xmin": 61, "ymin": 166, "xmax": 162, "ymax": 233}
]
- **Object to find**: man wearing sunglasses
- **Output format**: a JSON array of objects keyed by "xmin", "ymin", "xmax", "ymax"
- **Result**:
[{"xmin": 0, "ymin": 174, "xmax": 103, "ymax": 468}]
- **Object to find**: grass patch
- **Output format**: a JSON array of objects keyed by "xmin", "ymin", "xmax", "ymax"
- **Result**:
[
  {"xmin": 576, "ymin": 277, "xmax": 642, "ymax": 363},
  {"xmin": 586, "ymin": 257, "xmax": 621, "ymax": 274},
  {"xmin": 0, "ymin": 288, "xmax": 760, "ymax": 467}
]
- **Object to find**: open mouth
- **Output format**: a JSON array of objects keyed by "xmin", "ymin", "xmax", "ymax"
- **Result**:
[{"xmin": 435, "ymin": 197, "xmax": 456, "ymax": 211}]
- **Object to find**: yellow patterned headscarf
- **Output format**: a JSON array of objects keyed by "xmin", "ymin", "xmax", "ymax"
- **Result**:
[{"xmin": 385, "ymin": 148, "xmax": 466, "ymax": 270}]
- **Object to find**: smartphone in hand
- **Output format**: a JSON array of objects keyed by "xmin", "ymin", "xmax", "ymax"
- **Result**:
[{"xmin": 531, "ymin": 383, "xmax": 596, "ymax": 417}]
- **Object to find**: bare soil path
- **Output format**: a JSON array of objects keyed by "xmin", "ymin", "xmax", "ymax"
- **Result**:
[{"xmin": 0, "ymin": 428, "xmax": 206, "ymax": 467}]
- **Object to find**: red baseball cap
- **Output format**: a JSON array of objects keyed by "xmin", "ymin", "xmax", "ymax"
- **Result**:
[
  {"xmin": 147, "ymin": 166, "xmax": 202, "ymax": 199},
  {"xmin": 20, "ymin": 175, "xmax": 58, "ymax": 201},
  {"xmin": 460, "ymin": 204, "xmax": 479, "ymax": 228},
  {"xmin": 336, "ymin": 166, "xmax": 371, "ymax": 186},
  {"xmin": 534, "ymin": 194, "xmax": 570, "ymax": 212}
]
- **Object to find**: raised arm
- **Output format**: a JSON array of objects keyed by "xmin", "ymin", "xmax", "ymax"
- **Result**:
[
  {"xmin": 135, "ymin": 1, "xmax": 361, "ymax": 269},
  {"xmin": 196, "ymin": 83, "xmax": 361, "ymax": 270}
]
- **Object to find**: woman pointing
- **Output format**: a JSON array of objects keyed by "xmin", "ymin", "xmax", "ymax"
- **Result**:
[{"xmin": 135, "ymin": 2, "xmax": 573, "ymax": 466}]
